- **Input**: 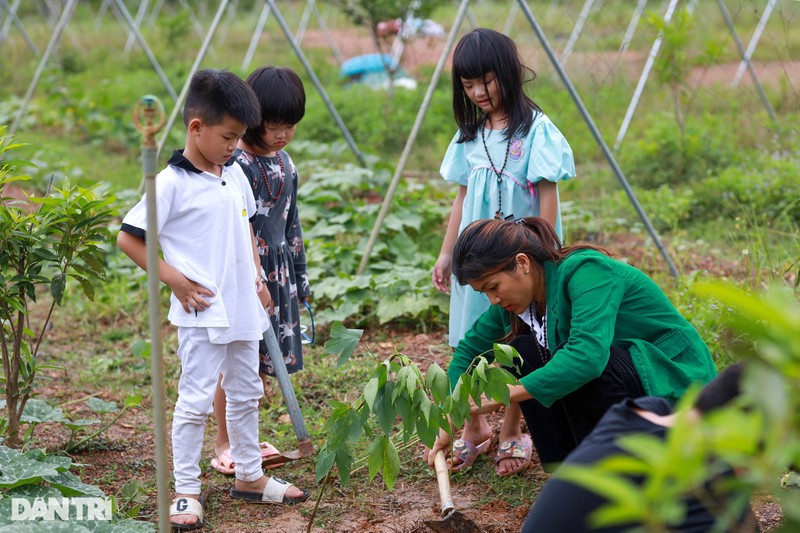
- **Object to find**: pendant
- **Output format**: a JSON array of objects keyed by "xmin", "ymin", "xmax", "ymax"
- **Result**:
[{"xmin": 494, "ymin": 210, "xmax": 503, "ymax": 220}]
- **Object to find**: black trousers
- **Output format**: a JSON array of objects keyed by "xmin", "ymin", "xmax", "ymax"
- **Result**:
[{"xmin": 508, "ymin": 335, "xmax": 646, "ymax": 470}]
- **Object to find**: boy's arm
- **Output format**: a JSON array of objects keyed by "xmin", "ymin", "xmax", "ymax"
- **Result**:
[
  {"xmin": 250, "ymin": 224, "xmax": 272, "ymax": 310},
  {"xmin": 116, "ymin": 230, "xmax": 213, "ymax": 314}
]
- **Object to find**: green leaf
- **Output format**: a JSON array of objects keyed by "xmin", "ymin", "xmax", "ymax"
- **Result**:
[
  {"xmin": 483, "ymin": 375, "xmax": 510, "ymax": 406},
  {"xmin": 367, "ymin": 436, "xmax": 386, "ymax": 481},
  {"xmin": 425, "ymin": 362, "xmax": 450, "ymax": 404},
  {"xmin": 44, "ymin": 471, "xmax": 105, "ymax": 497},
  {"xmin": 0, "ymin": 460, "xmax": 60, "ymax": 490},
  {"xmin": 130, "ymin": 339, "xmax": 150, "ymax": 359},
  {"xmin": 394, "ymin": 393, "xmax": 415, "ymax": 440},
  {"xmin": 493, "ymin": 343, "xmax": 519, "ymax": 367},
  {"xmin": 392, "ymin": 365, "xmax": 416, "ymax": 403},
  {"xmin": 414, "ymin": 388, "xmax": 432, "ymax": 425},
  {"xmin": 324, "ymin": 322, "xmax": 364, "ymax": 367},
  {"xmin": 50, "ymin": 273, "xmax": 66, "ymax": 305},
  {"xmin": 364, "ymin": 376, "xmax": 380, "ymax": 412},
  {"xmin": 315, "ymin": 446, "xmax": 337, "ymax": 483},
  {"xmin": 374, "ymin": 383, "xmax": 396, "ymax": 436},
  {"xmin": 0, "ymin": 445, "xmax": 22, "ymax": 465},
  {"xmin": 382, "ymin": 438, "xmax": 400, "ymax": 489},
  {"xmin": 415, "ymin": 409, "xmax": 439, "ymax": 448},
  {"xmin": 334, "ymin": 447, "xmax": 353, "ymax": 486},
  {"xmin": 21, "ymin": 399, "xmax": 65, "ymax": 423},
  {"xmin": 74, "ymin": 275, "xmax": 96, "ymax": 302},
  {"xmin": 85, "ymin": 397, "xmax": 119, "ymax": 414},
  {"xmin": 62, "ymin": 419, "xmax": 100, "ymax": 431},
  {"xmin": 123, "ymin": 395, "xmax": 143, "ymax": 409}
]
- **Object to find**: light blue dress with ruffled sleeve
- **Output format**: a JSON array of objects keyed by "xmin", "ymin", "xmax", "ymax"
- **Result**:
[{"xmin": 440, "ymin": 111, "xmax": 575, "ymax": 347}]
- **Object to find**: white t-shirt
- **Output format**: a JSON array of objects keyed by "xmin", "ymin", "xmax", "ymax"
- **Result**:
[{"xmin": 121, "ymin": 150, "xmax": 269, "ymax": 343}]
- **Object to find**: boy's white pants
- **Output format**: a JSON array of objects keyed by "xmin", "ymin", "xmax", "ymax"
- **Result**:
[{"xmin": 172, "ymin": 326, "xmax": 264, "ymax": 494}]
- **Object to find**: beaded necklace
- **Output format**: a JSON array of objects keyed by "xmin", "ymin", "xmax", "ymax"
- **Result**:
[
  {"xmin": 527, "ymin": 303, "xmax": 550, "ymax": 365},
  {"xmin": 480, "ymin": 118, "xmax": 512, "ymax": 219},
  {"xmin": 247, "ymin": 144, "xmax": 285, "ymax": 201}
]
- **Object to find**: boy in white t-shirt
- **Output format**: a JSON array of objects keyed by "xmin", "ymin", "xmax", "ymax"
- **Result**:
[{"xmin": 118, "ymin": 69, "xmax": 309, "ymax": 531}]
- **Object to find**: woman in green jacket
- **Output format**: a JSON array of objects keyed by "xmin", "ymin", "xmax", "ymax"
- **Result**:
[{"xmin": 426, "ymin": 216, "xmax": 717, "ymax": 472}]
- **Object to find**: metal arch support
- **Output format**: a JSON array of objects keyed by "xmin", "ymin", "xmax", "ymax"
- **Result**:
[
  {"xmin": 124, "ymin": 0, "xmax": 150, "ymax": 53},
  {"xmin": 10, "ymin": 0, "xmax": 77, "ymax": 136},
  {"xmin": 716, "ymin": 0, "xmax": 776, "ymax": 123},
  {"xmin": 154, "ymin": 0, "xmax": 230, "ymax": 162},
  {"xmin": 266, "ymin": 0, "xmax": 367, "ymax": 168},
  {"xmin": 619, "ymin": 0, "xmax": 647, "ymax": 55},
  {"xmin": 358, "ymin": 0, "xmax": 471, "ymax": 275},
  {"xmin": 310, "ymin": 0, "xmax": 344, "ymax": 65},
  {"xmin": 242, "ymin": 1, "xmax": 271, "ymax": 71},
  {"xmin": 0, "ymin": 0, "xmax": 39, "ymax": 55},
  {"xmin": 561, "ymin": 0, "xmax": 595, "ymax": 66},
  {"xmin": 516, "ymin": 0, "xmax": 679, "ymax": 278},
  {"xmin": 731, "ymin": 0, "xmax": 777, "ymax": 88},
  {"xmin": 112, "ymin": 0, "xmax": 178, "ymax": 103},
  {"xmin": 612, "ymin": 0, "xmax": 680, "ymax": 152}
]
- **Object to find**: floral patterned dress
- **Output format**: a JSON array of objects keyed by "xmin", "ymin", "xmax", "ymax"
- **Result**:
[{"xmin": 235, "ymin": 148, "xmax": 311, "ymax": 375}]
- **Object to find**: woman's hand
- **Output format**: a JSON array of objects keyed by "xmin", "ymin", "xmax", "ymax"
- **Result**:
[
  {"xmin": 432, "ymin": 254, "xmax": 452, "ymax": 292},
  {"xmin": 423, "ymin": 428, "xmax": 453, "ymax": 469}
]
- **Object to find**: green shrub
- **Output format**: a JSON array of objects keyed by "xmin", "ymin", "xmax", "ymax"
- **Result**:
[
  {"xmin": 691, "ymin": 155, "xmax": 800, "ymax": 225},
  {"xmin": 619, "ymin": 112, "xmax": 739, "ymax": 189}
]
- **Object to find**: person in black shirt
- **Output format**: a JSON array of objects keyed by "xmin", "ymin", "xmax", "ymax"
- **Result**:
[{"xmin": 522, "ymin": 364, "xmax": 760, "ymax": 533}]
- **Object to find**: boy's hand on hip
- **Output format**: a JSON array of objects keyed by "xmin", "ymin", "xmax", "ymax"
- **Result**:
[{"xmin": 170, "ymin": 275, "xmax": 214, "ymax": 314}]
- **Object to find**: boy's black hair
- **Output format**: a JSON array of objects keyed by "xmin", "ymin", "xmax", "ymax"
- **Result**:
[
  {"xmin": 452, "ymin": 28, "xmax": 541, "ymax": 143},
  {"xmin": 182, "ymin": 69, "xmax": 261, "ymax": 128},
  {"xmin": 694, "ymin": 364, "xmax": 744, "ymax": 414},
  {"xmin": 242, "ymin": 66, "xmax": 306, "ymax": 151}
]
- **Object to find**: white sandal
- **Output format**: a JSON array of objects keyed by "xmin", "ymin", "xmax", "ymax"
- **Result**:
[
  {"xmin": 169, "ymin": 496, "xmax": 204, "ymax": 531},
  {"xmin": 229, "ymin": 476, "xmax": 310, "ymax": 505}
]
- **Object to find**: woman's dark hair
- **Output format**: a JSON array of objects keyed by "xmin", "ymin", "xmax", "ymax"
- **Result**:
[
  {"xmin": 451, "ymin": 28, "xmax": 541, "ymax": 143},
  {"xmin": 452, "ymin": 217, "xmax": 611, "ymax": 338},
  {"xmin": 242, "ymin": 66, "xmax": 306, "ymax": 151}
]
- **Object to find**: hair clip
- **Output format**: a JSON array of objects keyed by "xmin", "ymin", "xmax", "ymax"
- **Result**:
[{"xmin": 503, "ymin": 214, "xmax": 525, "ymax": 225}]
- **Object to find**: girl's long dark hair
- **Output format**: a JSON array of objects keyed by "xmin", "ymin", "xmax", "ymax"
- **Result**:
[
  {"xmin": 452, "ymin": 28, "xmax": 541, "ymax": 143},
  {"xmin": 452, "ymin": 217, "xmax": 612, "ymax": 339},
  {"xmin": 242, "ymin": 66, "xmax": 306, "ymax": 151}
]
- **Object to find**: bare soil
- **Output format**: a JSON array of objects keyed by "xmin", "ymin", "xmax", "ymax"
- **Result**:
[
  {"xmin": 22, "ymin": 231, "xmax": 783, "ymax": 533},
  {"xmin": 9, "ymin": 26, "xmax": 793, "ymax": 533}
]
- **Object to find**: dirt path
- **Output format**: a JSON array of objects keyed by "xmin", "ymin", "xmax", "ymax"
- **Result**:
[{"xmin": 299, "ymin": 27, "xmax": 800, "ymax": 92}]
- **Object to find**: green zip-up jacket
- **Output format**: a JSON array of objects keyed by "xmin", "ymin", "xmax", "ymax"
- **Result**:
[{"xmin": 449, "ymin": 250, "xmax": 717, "ymax": 407}]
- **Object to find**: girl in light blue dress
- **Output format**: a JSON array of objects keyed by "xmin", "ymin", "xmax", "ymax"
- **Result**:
[{"xmin": 432, "ymin": 28, "xmax": 575, "ymax": 477}]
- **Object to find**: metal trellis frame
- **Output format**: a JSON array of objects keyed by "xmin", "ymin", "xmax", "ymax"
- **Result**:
[
  {"xmin": 264, "ymin": 0, "xmax": 367, "ymax": 168},
  {"xmin": 358, "ymin": 0, "xmax": 471, "ymax": 275},
  {"xmin": 0, "ymin": 0, "xmax": 39, "ymax": 54},
  {"xmin": 9, "ymin": 0, "xmax": 77, "ymax": 136}
]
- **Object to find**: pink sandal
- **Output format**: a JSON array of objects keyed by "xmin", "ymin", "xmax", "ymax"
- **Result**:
[
  {"xmin": 451, "ymin": 437, "xmax": 491, "ymax": 472},
  {"xmin": 211, "ymin": 441, "xmax": 284, "ymax": 475},
  {"xmin": 495, "ymin": 434, "xmax": 532, "ymax": 477}
]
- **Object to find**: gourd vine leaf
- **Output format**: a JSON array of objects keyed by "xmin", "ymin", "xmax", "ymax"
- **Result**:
[{"xmin": 325, "ymin": 322, "xmax": 364, "ymax": 366}]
